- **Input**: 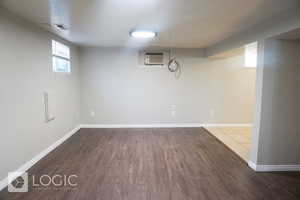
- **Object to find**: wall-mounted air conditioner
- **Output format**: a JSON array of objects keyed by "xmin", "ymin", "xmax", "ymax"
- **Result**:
[
  {"xmin": 138, "ymin": 51, "xmax": 168, "ymax": 67},
  {"xmin": 144, "ymin": 52, "xmax": 164, "ymax": 65}
]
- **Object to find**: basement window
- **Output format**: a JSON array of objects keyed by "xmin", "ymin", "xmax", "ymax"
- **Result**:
[
  {"xmin": 244, "ymin": 42, "xmax": 258, "ymax": 68},
  {"xmin": 52, "ymin": 40, "xmax": 71, "ymax": 73}
]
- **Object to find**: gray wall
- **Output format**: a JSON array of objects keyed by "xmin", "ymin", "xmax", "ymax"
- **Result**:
[
  {"xmin": 206, "ymin": 7, "xmax": 300, "ymax": 57},
  {"xmin": 0, "ymin": 12, "xmax": 80, "ymax": 180},
  {"xmin": 79, "ymin": 47, "xmax": 256, "ymax": 125},
  {"xmin": 251, "ymin": 39, "xmax": 300, "ymax": 165}
]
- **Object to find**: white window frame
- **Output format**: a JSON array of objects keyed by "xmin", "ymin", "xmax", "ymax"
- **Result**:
[
  {"xmin": 244, "ymin": 42, "xmax": 258, "ymax": 68},
  {"xmin": 52, "ymin": 40, "xmax": 71, "ymax": 73}
]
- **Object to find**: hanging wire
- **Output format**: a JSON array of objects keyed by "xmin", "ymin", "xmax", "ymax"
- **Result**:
[
  {"xmin": 174, "ymin": 61, "xmax": 182, "ymax": 79},
  {"xmin": 167, "ymin": 30, "xmax": 182, "ymax": 79}
]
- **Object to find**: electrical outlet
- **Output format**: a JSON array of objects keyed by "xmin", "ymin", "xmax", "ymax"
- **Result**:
[
  {"xmin": 171, "ymin": 105, "xmax": 176, "ymax": 110},
  {"xmin": 90, "ymin": 110, "xmax": 95, "ymax": 117},
  {"xmin": 171, "ymin": 110, "xmax": 176, "ymax": 117}
]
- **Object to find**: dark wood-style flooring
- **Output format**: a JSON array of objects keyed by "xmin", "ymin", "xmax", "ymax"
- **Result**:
[{"xmin": 1, "ymin": 128, "xmax": 300, "ymax": 200}]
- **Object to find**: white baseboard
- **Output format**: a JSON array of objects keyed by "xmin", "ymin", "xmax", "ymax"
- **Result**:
[
  {"xmin": 248, "ymin": 161, "xmax": 300, "ymax": 172},
  {"xmin": 248, "ymin": 161, "xmax": 258, "ymax": 171},
  {"xmin": 80, "ymin": 123, "xmax": 252, "ymax": 128},
  {"xmin": 204, "ymin": 124, "xmax": 252, "ymax": 127},
  {"xmin": 0, "ymin": 125, "xmax": 81, "ymax": 191}
]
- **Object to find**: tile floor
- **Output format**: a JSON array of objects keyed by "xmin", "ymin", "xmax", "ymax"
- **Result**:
[{"xmin": 204, "ymin": 126, "xmax": 252, "ymax": 162}]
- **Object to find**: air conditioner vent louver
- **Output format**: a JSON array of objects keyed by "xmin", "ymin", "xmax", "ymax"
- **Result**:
[{"xmin": 144, "ymin": 52, "xmax": 164, "ymax": 66}]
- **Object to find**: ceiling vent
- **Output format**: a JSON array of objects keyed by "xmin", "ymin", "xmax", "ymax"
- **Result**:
[{"xmin": 144, "ymin": 52, "xmax": 164, "ymax": 66}]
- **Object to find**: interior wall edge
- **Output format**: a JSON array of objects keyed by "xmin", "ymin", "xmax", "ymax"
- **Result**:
[
  {"xmin": 254, "ymin": 39, "xmax": 300, "ymax": 166},
  {"xmin": 249, "ymin": 40, "xmax": 265, "ymax": 166}
]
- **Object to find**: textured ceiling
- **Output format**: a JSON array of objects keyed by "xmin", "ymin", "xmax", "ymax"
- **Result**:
[{"xmin": 1, "ymin": 0, "xmax": 299, "ymax": 48}]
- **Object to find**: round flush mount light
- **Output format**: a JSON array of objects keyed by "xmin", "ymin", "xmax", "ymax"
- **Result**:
[{"xmin": 130, "ymin": 30, "xmax": 157, "ymax": 39}]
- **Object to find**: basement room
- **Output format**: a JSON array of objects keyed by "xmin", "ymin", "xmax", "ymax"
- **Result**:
[{"xmin": 1, "ymin": 0, "xmax": 300, "ymax": 199}]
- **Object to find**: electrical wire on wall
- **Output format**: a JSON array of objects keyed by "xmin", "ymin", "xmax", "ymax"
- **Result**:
[
  {"xmin": 167, "ymin": 32, "xmax": 182, "ymax": 79},
  {"xmin": 168, "ymin": 48, "xmax": 182, "ymax": 79}
]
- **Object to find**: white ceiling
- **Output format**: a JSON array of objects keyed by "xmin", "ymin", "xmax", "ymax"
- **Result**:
[{"xmin": 1, "ymin": 0, "xmax": 299, "ymax": 48}]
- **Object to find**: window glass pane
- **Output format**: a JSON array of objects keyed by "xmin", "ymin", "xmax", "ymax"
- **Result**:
[
  {"xmin": 52, "ymin": 40, "xmax": 70, "ymax": 59},
  {"xmin": 244, "ymin": 42, "xmax": 258, "ymax": 68},
  {"xmin": 53, "ymin": 57, "xmax": 70, "ymax": 73}
]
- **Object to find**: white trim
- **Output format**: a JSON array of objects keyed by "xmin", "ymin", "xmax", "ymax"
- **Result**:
[
  {"xmin": 0, "ymin": 125, "xmax": 81, "ymax": 191},
  {"xmin": 204, "ymin": 124, "xmax": 252, "ymax": 127},
  {"xmin": 248, "ymin": 161, "xmax": 258, "ymax": 171},
  {"xmin": 248, "ymin": 161, "xmax": 300, "ymax": 172},
  {"xmin": 80, "ymin": 123, "xmax": 252, "ymax": 129}
]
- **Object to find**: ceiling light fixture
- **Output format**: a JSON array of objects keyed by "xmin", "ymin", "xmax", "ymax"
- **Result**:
[{"xmin": 130, "ymin": 30, "xmax": 157, "ymax": 39}]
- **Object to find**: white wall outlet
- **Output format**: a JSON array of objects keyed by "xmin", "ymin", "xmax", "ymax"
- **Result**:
[
  {"xmin": 171, "ymin": 105, "xmax": 177, "ymax": 118},
  {"xmin": 171, "ymin": 105, "xmax": 176, "ymax": 110},
  {"xmin": 90, "ymin": 110, "xmax": 95, "ymax": 117},
  {"xmin": 209, "ymin": 109, "xmax": 215, "ymax": 117},
  {"xmin": 171, "ymin": 110, "xmax": 176, "ymax": 117}
]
